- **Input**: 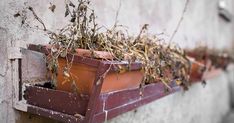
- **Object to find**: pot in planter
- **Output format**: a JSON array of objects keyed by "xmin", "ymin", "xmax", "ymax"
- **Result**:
[
  {"xmin": 189, "ymin": 57, "xmax": 206, "ymax": 82},
  {"xmin": 56, "ymin": 58, "xmax": 144, "ymax": 95},
  {"xmin": 186, "ymin": 50, "xmax": 215, "ymax": 82},
  {"xmin": 29, "ymin": 44, "xmax": 207, "ymax": 95},
  {"xmin": 28, "ymin": 44, "xmax": 144, "ymax": 95}
]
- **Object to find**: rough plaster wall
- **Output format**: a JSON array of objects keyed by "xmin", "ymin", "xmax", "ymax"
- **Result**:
[
  {"xmin": 0, "ymin": 25, "xmax": 11, "ymax": 123},
  {"xmin": 0, "ymin": 24, "xmax": 18, "ymax": 123},
  {"xmin": 228, "ymin": 69, "xmax": 234, "ymax": 107},
  {"xmin": 0, "ymin": 0, "xmax": 65, "ymax": 122},
  {"xmin": 0, "ymin": 0, "xmax": 233, "ymax": 123},
  {"xmin": 92, "ymin": 0, "xmax": 234, "ymax": 49}
]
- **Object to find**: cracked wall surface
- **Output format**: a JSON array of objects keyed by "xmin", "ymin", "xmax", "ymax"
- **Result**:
[{"xmin": 0, "ymin": 0, "xmax": 234, "ymax": 123}]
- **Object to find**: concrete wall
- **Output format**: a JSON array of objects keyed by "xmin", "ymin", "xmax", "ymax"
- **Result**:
[
  {"xmin": 93, "ymin": 0, "xmax": 234, "ymax": 49},
  {"xmin": 0, "ymin": 0, "xmax": 234, "ymax": 123}
]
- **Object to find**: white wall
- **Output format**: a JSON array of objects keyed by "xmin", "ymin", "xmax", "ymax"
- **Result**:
[
  {"xmin": 92, "ymin": 0, "xmax": 234, "ymax": 49},
  {"xmin": 0, "ymin": 0, "xmax": 234, "ymax": 123}
]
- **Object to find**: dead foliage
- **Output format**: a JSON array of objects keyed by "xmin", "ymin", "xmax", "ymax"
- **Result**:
[{"xmin": 15, "ymin": 0, "xmax": 192, "ymax": 91}]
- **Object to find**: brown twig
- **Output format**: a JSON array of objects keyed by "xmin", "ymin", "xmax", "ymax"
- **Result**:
[
  {"xmin": 28, "ymin": 6, "xmax": 47, "ymax": 31},
  {"xmin": 169, "ymin": 0, "xmax": 190, "ymax": 44}
]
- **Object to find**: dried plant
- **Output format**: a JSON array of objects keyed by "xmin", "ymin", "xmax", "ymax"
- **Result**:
[
  {"xmin": 186, "ymin": 46, "xmax": 234, "ymax": 71},
  {"xmin": 15, "ymin": 0, "xmax": 192, "ymax": 91}
]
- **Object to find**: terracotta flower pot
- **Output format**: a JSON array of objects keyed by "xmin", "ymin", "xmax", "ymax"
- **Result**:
[
  {"xmin": 29, "ymin": 44, "xmax": 208, "ymax": 95},
  {"xmin": 75, "ymin": 48, "xmax": 114, "ymax": 59},
  {"xmin": 57, "ymin": 58, "xmax": 144, "ymax": 95},
  {"xmin": 44, "ymin": 45, "xmax": 114, "ymax": 59},
  {"xmin": 186, "ymin": 53, "xmax": 208, "ymax": 82},
  {"xmin": 190, "ymin": 60, "xmax": 206, "ymax": 82},
  {"xmin": 28, "ymin": 44, "xmax": 144, "ymax": 95}
]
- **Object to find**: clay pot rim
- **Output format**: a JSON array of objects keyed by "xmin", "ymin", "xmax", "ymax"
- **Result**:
[{"xmin": 44, "ymin": 45, "xmax": 114, "ymax": 60}]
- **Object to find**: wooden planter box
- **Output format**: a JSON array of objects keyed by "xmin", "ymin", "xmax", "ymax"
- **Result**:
[
  {"xmin": 24, "ymin": 81, "xmax": 180, "ymax": 123},
  {"xmin": 17, "ymin": 46, "xmax": 226, "ymax": 123},
  {"xmin": 28, "ymin": 44, "xmax": 207, "ymax": 94},
  {"xmin": 22, "ymin": 46, "xmax": 180, "ymax": 123},
  {"xmin": 28, "ymin": 44, "xmax": 144, "ymax": 95}
]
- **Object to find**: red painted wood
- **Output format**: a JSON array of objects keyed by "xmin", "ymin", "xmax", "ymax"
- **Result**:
[
  {"xmin": 93, "ymin": 82, "xmax": 180, "ymax": 123},
  {"xmin": 83, "ymin": 63, "xmax": 111, "ymax": 123},
  {"xmin": 24, "ymin": 86, "xmax": 89, "ymax": 116},
  {"xmin": 27, "ymin": 105, "xmax": 84, "ymax": 123},
  {"xmin": 24, "ymin": 44, "xmax": 229, "ymax": 123}
]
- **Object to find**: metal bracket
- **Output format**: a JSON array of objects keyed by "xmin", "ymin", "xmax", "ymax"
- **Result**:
[
  {"xmin": 8, "ymin": 47, "xmax": 27, "ymax": 111},
  {"xmin": 8, "ymin": 47, "xmax": 22, "ymax": 60},
  {"xmin": 13, "ymin": 83, "xmax": 29, "ymax": 112},
  {"xmin": 11, "ymin": 48, "xmax": 50, "ymax": 112},
  {"xmin": 14, "ymin": 101, "xmax": 28, "ymax": 112}
]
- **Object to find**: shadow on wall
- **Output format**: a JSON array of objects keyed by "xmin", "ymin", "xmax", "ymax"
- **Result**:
[
  {"xmin": 16, "ymin": 112, "xmax": 61, "ymax": 123},
  {"xmin": 222, "ymin": 69, "xmax": 234, "ymax": 123}
]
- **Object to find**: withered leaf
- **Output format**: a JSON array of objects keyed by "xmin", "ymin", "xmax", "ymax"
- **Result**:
[
  {"xmin": 70, "ymin": 17, "xmax": 76, "ymax": 22},
  {"xmin": 65, "ymin": 4, "xmax": 69, "ymax": 17},
  {"xmin": 49, "ymin": 3, "xmax": 56, "ymax": 12},
  {"xmin": 69, "ymin": 1, "xmax": 75, "ymax": 7},
  {"xmin": 202, "ymin": 80, "xmax": 207, "ymax": 87},
  {"xmin": 117, "ymin": 65, "xmax": 128, "ymax": 73},
  {"xmin": 175, "ymin": 79, "xmax": 182, "ymax": 85},
  {"xmin": 14, "ymin": 13, "xmax": 20, "ymax": 17},
  {"xmin": 21, "ymin": 20, "xmax": 25, "ymax": 25},
  {"xmin": 28, "ymin": 6, "xmax": 33, "ymax": 11},
  {"xmin": 60, "ymin": 50, "xmax": 67, "ymax": 58},
  {"xmin": 63, "ymin": 70, "xmax": 70, "ymax": 78}
]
